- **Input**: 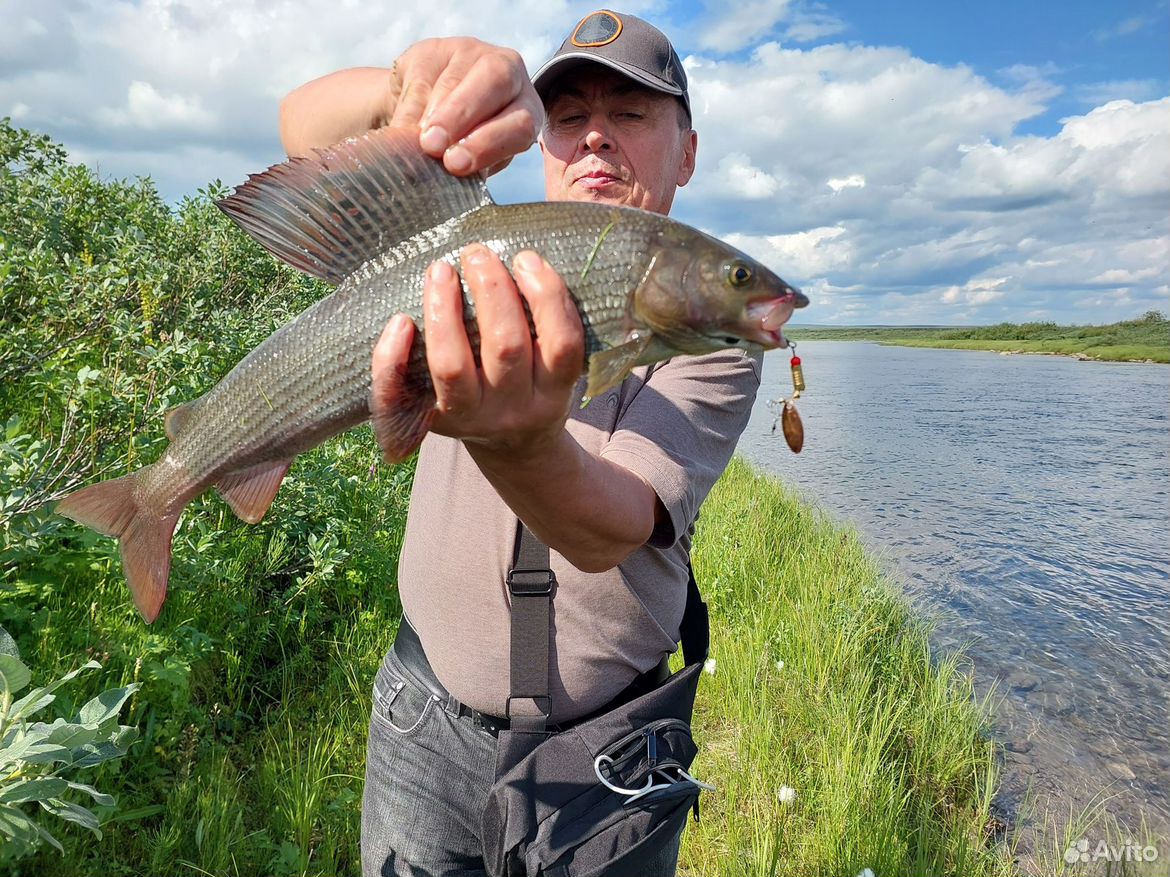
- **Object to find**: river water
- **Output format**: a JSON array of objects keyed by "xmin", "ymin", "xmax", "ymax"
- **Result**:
[{"xmin": 737, "ymin": 340, "xmax": 1170, "ymax": 850}]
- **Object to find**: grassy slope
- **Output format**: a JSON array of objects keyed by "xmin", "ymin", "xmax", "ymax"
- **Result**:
[
  {"xmin": 682, "ymin": 458, "xmax": 1006, "ymax": 877},
  {"xmin": 5, "ymin": 453, "xmax": 1011, "ymax": 876},
  {"xmin": 789, "ymin": 318, "xmax": 1170, "ymax": 363}
]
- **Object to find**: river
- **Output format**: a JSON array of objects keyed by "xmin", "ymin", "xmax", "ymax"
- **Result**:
[{"xmin": 737, "ymin": 340, "xmax": 1170, "ymax": 852}]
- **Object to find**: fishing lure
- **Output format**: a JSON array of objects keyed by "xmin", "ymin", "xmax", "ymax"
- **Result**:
[{"xmin": 768, "ymin": 342, "xmax": 806, "ymax": 453}]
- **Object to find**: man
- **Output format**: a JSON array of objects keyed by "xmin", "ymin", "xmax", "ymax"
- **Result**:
[{"xmin": 280, "ymin": 11, "xmax": 760, "ymax": 876}]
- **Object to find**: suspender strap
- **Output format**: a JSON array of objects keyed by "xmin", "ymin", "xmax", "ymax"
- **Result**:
[
  {"xmin": 506, "ymin": 523, "xmax": 554, "ymax": 732},
  {"xmin": 506, "ymin": 521, "xmax": 711, "ymax": 731},
  {"xmin": 679, "ymin": 562, "xmax": 710, "ymax": 668}
]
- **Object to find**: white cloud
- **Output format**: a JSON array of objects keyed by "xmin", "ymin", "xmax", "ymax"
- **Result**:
[
  {"xmin": 2, "ymin": 0, "xmax": 1167, "ymax": 326},
  {"xmin": 1075, "ymin": 79, "xmax": 1163, "ymax": 107},
  {"xmin": 724, "ymin": 226, "xmax": 852, "ymax": 277},
  {"xmin": 940, "ymin": 277, "xmax": 1008, "ymax": 306},
  {"xmin": 718, "ymin": 152, "xmax": 784, "ymax": 198},
  {"xmin": 827, "ymin": 174, "xmax": 864, "ymax": 193},
  {"xmin": 691, "ymin": 0, "xmax": 796, "ymax": 53},
  {"xmin": 100, "ymin": 81, "xmax": 216, "ymax": 131}
]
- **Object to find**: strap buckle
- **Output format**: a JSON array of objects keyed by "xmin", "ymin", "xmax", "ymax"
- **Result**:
[{"xmin": 507, "ymin": 567, "xmax": 556, "ymax": 596}]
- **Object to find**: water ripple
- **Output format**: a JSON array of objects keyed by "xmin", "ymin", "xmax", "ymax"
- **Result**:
[{"xmin": 741, "ymin": 341, "xmax": 1170, "ymax": 836}]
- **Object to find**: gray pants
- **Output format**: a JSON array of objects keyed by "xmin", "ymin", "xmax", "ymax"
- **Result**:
[{"xmin": 360, "ymin": 647, "xmax": 683, "ymax": 877}]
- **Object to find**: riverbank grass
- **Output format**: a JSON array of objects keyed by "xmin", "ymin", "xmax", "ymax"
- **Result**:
[
  {"xmin": 683, "ymin": 457, "xmax": 1009, "ymax": 876},
  {"xmin": 4, "ymin": 451, "xmax": 1012, "ymax": 876}
]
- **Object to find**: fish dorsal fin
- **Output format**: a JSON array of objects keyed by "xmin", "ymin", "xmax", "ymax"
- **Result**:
[{"xmin": 217, "ymin": 127, "xmax": 493, "ymax": 284}]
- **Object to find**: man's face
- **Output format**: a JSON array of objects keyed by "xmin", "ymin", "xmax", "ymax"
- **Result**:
[{"xmin": 539, "ymin": 67, "xmax": 697, "ymax": 216}]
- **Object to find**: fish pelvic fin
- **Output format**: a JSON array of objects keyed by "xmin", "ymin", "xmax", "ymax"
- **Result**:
[
  {"xmin": 584, "ymin": 332, "xmax": 663, "ymax": 401},
  {"xmin": 217, "ymin": 127, "xmax": 493, "ymax": 284},
  {"xmin": 215, "ymin": 458, "xmax": 293, "ymax": 524},
  {"xmin": 56, "ymin": 470, "xmax": 178, "ymax": 623}
]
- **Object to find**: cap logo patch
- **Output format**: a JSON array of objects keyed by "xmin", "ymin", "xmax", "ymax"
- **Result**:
[{"xmin": 571, "ymin": 10, "xmax": 623, "ymax": 47}]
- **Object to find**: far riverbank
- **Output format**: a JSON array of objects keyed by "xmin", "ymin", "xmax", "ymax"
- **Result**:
[{"xmin": 788, "ymin": 312, "xmax": 1169, "ymax": 363}]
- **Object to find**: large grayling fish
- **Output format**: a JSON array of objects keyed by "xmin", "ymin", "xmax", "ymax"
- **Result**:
[{"xmin": 56, "ymin": 127, "xmax": 809, "ymax": 622}]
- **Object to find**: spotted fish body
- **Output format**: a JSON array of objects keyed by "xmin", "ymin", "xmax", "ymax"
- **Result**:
[{"xmin": 56, "ymin": 127, "xmax": 808, "ymax": 622}]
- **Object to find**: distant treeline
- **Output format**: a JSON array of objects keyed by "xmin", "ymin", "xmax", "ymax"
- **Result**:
[{"xmin": 789, "ymin": 312, "xmax": 1169, "ymax": 363}]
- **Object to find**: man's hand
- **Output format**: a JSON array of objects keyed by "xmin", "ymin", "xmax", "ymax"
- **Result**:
[
  {"xmin": 371, "ymin": 246, "xmax": 584, "ymax": 458},
  {"xmin": 370, "ymin": 247, "xmax": 661, "ymax": 572},
  {"xmin": 280, "ymin": 38, "xmax": 543, "ymax": 176},
  {"xmin": 389, "ymin": 38, "xmax": 543, "ymax": 175}
]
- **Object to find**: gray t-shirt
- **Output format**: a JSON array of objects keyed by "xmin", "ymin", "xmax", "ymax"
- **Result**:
[{"xmin": 397, "ymin": 349, "xmax": 761, "ymax": 723}]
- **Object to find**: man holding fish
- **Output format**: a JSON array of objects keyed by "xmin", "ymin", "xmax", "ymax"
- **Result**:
[
  {"xmin": 59, "ymin": 9, "xmax": 807, "ymax": 876},
  {"xmin": 286, "ymin": 11, "xmax": 781, "ymax": 876}
]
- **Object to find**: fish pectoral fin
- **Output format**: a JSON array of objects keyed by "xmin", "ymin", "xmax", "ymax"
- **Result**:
[
  {"xmin": 164, "ymin": 400, "xmax": 197, "ymax": 441},
  {"xmin": 584, "ymin": 332, "xmax": 660, "ymax": 401},
  {"xmin": 56, "ymin": 467, "xmax": 177, "ymax": 623},
  {"xmin": 216, "ymin": 459, "xmax": 294, "ymax": 524}
]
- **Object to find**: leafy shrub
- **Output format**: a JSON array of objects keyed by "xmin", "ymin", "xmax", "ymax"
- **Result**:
[
  {"xmin": 0, "ymin": 630, "xmax": 138, "ymax": 864},
  {"xmin": 1, "ymin": 119, "xmax": 408, "ymax": 874}
]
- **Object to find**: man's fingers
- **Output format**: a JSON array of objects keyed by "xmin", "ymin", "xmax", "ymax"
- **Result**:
[
  {"xmin": 512, "ymin": 251, "xmax": 584, "ymax": 393},
  {"xmin": 422, "ymin": 49, "xmax": 532, "ymax": 136},
  {"xmin": 423, "ymin": 260, "xmax": 479, "ymax": 415},
  {"xmin": 461, "ymin": 244, "xmax": 533, "ymax": 397},
  {"xmin": 441, "ymin": 102, "xmax": 541, "ymax": 176}
]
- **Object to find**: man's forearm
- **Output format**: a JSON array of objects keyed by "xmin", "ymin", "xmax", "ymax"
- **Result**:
[
  {"xmin": 280, "ymin": 67, "xmax": 395, "ymax": 157},
  {"xmin": 466, "ymin": 431, "xmax": 661, "ymax": 574}
]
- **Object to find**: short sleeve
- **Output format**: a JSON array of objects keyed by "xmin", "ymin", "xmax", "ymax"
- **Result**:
[{"xmin": 600, "ymin": 349, "xmax": 762, "ymax": 548}]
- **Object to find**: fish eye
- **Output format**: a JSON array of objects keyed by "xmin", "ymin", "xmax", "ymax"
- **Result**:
[{"xmin": 728, "ymin": 261, "xmax": 753, "ymax": 286}]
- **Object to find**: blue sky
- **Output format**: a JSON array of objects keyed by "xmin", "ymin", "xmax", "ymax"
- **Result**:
[
  {"xmin": 830, "ymin": 0, "xmax": 1169, "ymax": 133},
  {"xmin": 2, "ymin": 0, "xmax": 1167, "ymax": 325}
]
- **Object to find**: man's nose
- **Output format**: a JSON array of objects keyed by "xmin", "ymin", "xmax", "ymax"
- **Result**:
[{"xmin": 583, "ymin": 125, "xmax": 612, "ymax": 153}]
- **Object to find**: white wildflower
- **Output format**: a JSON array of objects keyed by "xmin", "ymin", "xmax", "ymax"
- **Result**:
[
  {"xmin": 857, "ymin": 869, "xmax": 875, "ymax": 877},
  {"xmin": 775, "ymin": 659, "xmax": 785, "ymax": 671},
  {"xmin": 703, "ymin": 658, "xmax": 717, "ymax": 675},
  {"xmin": 777, "ymin": 785, "xmax": 796, "ymax": 804}
]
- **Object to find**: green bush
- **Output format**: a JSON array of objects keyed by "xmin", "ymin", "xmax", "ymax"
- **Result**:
[{"xmin": 0, "ymin": 630, "xmax": 138, "ymax": 864}]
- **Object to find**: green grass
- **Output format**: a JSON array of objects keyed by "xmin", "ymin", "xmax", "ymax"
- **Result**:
[
  {"xmin": 789, "ymin": 314, "xmax": 1170, "ymax": 363},
  {"xmin": 681, "ymin": 457, "xmax": 1009, "ymax": 877},
  {"xmin": 3, "ymin": 450, "xmax": 1015, "ymax": 876}
]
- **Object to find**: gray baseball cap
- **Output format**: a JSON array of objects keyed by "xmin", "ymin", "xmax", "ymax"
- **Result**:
[{"xmin": 531, "ymin": 9, "xmax": 691, "ymax": 121}]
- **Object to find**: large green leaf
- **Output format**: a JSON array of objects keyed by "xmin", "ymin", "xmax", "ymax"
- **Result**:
[
  {"xmin": 0, "ymin": 777, "xmax": 69, "ymax": 804},
  {"xmin": 75, "ymin": 683, "xmax": 138, "ymax": 726},
  {"xmin": 66, "ymin": 781, "xmax": 115, "ymax": 808},
  {"xmin": 0, "ymin": 624, "xmax": 17, "ymax": 657},
  {"xmin": 0, "ymin": 653, "xmax": 31, "ymax": 696},
  {"xmin": 0, "ymin": 802, "xmax": 38, "ymax": 845},
  {"xmin": 6, "ymin": 660, "xmax": 102, "ymax": 724},
  {"xmin": 0, "ymin": 738, "xmax": 71, "ymax": 767},
  {"xmin": 45, "ymin": 720, "xmax": 102, "ymax": 751},
  {"xmin": 39, "ymin": 798, "xmax": 102, "ymax": 837}
]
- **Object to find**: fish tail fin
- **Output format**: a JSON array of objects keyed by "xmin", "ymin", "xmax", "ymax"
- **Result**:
[
  {"xmin": 217, "ymin": 127, "xmax": 493, "ymax": 284},
  {"xmin": 56, "ymin": 470, "xmax": 179, "ymax": 623}
]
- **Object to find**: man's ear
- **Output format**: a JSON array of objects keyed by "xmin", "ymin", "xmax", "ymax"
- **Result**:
[{"xmin": 677, "ymin": 129, "xmax": 697, "ymax": 187}]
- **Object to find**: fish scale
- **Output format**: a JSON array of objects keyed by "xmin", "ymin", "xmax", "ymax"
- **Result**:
[{"xmin": 56, "ymin": 126, "xmax": 807, "ymax": 622}]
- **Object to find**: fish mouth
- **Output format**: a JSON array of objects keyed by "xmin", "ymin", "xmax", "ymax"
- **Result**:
[{"xmin": 734, "ymin": 290, "xmax": 808, "ymax": 349}]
